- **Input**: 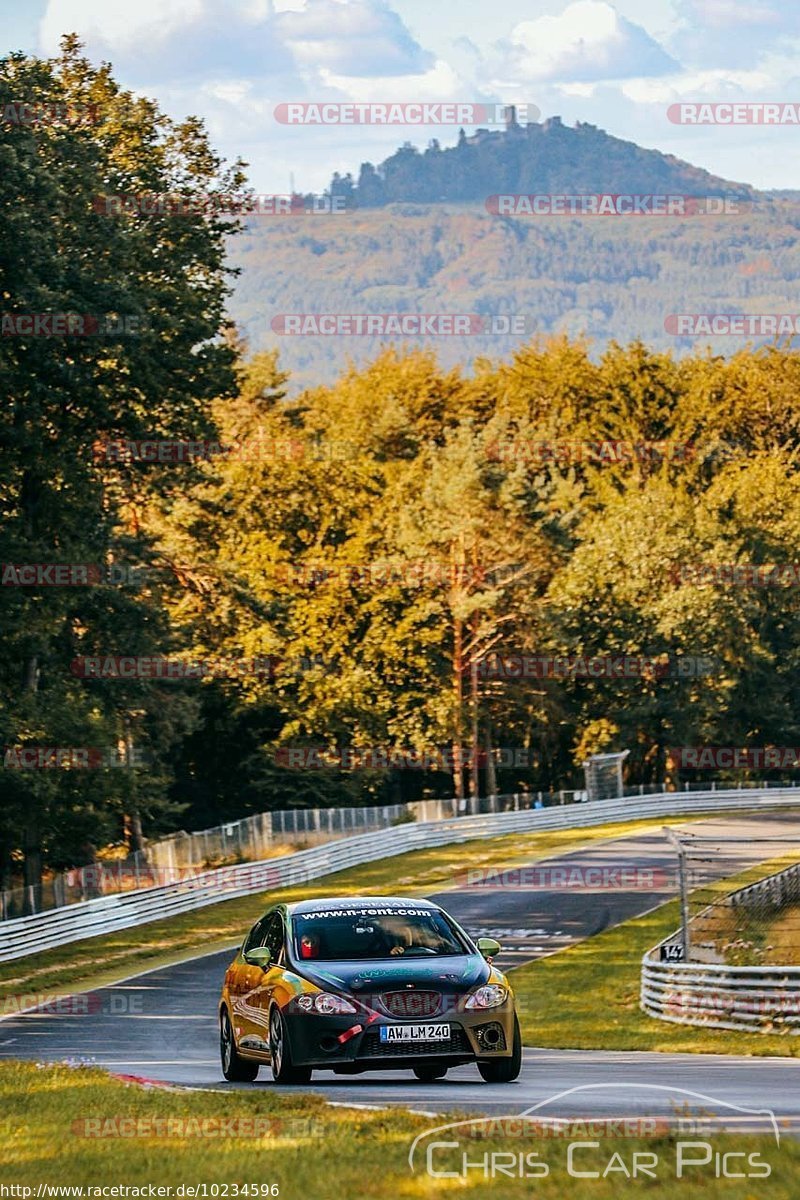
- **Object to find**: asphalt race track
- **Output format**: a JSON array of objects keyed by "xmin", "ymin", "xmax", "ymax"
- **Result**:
[{"xmin": 1, "ymin": 812, "xmax": 799, "ymax": 1126}]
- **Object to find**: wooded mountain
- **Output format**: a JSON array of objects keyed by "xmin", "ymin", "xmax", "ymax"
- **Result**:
[
  {"xmin": 227, "ymin": 117, "xmax": 795, "ymax": 391},
  {"xmin": 327, "ymin": 112, "xmax": 755, "ymax": 207}
]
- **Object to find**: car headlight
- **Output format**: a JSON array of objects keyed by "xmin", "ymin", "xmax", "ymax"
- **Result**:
[
  {"xmin": 296, "ymin": 993, "xmax": 358, "ymax": 1015},
  {"xmin": 465, "ymin": 984, "xmax": 508, "ymax": 1010}
]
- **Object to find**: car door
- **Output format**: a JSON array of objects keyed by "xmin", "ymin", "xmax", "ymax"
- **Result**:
[
  {"xmin": 230, "ymin": 916, "xmax": 270, "ymax": 1045},
  {"xmin": 249, "ymin": 910, "xmax": 287, "ymax": 1043}
]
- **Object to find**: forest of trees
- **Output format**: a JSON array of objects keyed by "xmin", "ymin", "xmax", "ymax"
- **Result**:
[
  {"xmin": 4, "ymin": 44, "xmax": 800, "ymax": 897},
  {"xmin": 229, "ymin": 195, "xmax": 800, "ymax": 391}
]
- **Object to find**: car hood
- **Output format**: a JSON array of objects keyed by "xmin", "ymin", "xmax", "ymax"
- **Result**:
[{"xmin": 291, "ymin": 955, "xmax": 490, "ymax": 995}]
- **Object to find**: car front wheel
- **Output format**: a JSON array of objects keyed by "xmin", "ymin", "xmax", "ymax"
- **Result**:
[
  {"xmin": 220, "ymin": 1007, "xmax": 259, "ymax": 1082},
  {"xmin": 269, "ymin": 1007, "xmax": 312, "ymax": 1084},
  {"xmin": 477, "ymin": 1015, "xmax": 522, "ymax": 1083}
]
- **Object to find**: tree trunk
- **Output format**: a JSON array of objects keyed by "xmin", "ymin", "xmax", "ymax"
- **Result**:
[
  {"xmin": 23, "ymin": 654, "xmax": 39, "ymax": 693},
  {"xmin": 124, "ymin": 719, "xmax": 145, "ymax": 854},
  {"xmin": 485, "ymin": 721, "xmax": 498, "ymax": 800},
  {"xmin": 452, "ymin": 612, "xmax": 464, "ymax": 803},
  {"xmin": 468, "ymin": 569, "xmax": 480, "ymax": 799},
  {"xmin": 22, "ymin": 654, "xmax": 43, "ymax": 911},
  {"xmin": 22, "ymin": 833, "xmax": 42, "ymax": 914},
  {"xmin": 469, "ymin": 649, "xmax": 479, "ymax": 800}
]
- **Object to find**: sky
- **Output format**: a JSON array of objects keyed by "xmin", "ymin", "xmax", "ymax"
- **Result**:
[{"xmin": 2, "ymin": 0, "xmax": 799, "ymax": 192}]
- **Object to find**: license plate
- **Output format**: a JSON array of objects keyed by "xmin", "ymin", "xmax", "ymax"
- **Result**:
[{"xmin": 379, "ymin": 1023, "xmax": 450, "ymax": 1042}]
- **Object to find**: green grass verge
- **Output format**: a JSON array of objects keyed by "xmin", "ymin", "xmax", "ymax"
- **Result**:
[
  {"xmin": 511, "ymin": 853, "xmax": 800, "ymax": 1058},
  {"xmin": 1, "ymin": 1061, "xmax": 796, "ymax": 1197},
  {"xmin": 0, "ymin": 814, "xmax": 712, "ymax": 1004}
]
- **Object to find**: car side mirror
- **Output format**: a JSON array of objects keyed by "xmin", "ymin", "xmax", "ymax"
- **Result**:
[
  {"xmin": 477, "ymin": 937, "xmax": 501, "ymax": 960},
  {"xmin": 244, "ymin": 946, "xmax": 273, "ymax": 968}
]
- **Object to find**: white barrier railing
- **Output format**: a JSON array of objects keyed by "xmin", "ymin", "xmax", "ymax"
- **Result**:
[
  {"xmin": 641, "ymin": 960, "xmax": 800, "ymax": 1032},
  {"xmin": 641, "ymin": 861, "xmax": 800, "ymax": 1033},
  {"xmin": 2, "ymin": 788, "xmax": 799, "ymax": 963}
]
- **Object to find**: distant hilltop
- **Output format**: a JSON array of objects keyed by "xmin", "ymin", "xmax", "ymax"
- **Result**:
[{"xmin": 325, "ymin": 108, "xmax": 756, "ymax": 207}]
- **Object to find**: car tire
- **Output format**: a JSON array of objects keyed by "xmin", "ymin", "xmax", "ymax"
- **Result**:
[
  {"xmin": 477, "ymin": 1015, "xmax": 522, "ymax": 1083},
  {"xmin": 269, "ymin": 1006, "xmax": 312, "ymax": 1084},
  {"xmin": 219, "ymin": 1007, "xmax": 259, "ymax": 1082},
  {"xmin": 413, "ymin": 1065, "xmax": 448, "ymax": 1082}
]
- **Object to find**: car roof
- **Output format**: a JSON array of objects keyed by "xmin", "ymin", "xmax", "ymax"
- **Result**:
[{"xmin": 286, "ymin": 896, "xmax": 441, "ymax": 917}]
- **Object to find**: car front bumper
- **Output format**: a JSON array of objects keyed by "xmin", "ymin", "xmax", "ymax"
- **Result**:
[{"xmin": 282, "ymin": 1004, "xmax": 516, "ymax": 1069}]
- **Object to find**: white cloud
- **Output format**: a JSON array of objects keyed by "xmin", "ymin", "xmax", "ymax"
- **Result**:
[
  {"xmin": 556, "ymin": 82, "xmax": 599, "ymax": 97},
  {"xmin": 621, "ymin": 67, "xmax": 774, "ymax": 103},
  {"xmin": 678, "ymin": 0, "xmax": 781, "ymax": 28},
  {"xmin": 276, "ymin": 0, "xmax": 433, "ymax": 76},
  {"xmin": 40, "ymin": 0, "xmax": 204, "ymax": 54},
  {"xmin": 498, "ymin": 0, "xmax": 679, "ymax": 83},
  {"xmin": 669, "ymin": 0, "xmax": 796, "ymax": 68},
  {"xmin": 319, "ymin": 59, "xmax": 464, "ymax": 101}
]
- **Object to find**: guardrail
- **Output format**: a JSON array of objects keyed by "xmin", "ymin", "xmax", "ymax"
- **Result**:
[
  {"xmin": 731, "ymin": 862, "xmax": 800, "ymax": 912},
  {"xmin": 640, "ymin": 961, "xmax": 800, "ymax": 1032},
  {"xmin": 641, "ymin": 861, "xmax": 800, "ymax": 1033},
  {"xmin": 2, "ymin": 787, "xmax": 799, "ymax": 963}
]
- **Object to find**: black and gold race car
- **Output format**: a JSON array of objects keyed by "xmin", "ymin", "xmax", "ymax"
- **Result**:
[{"xmin": 219, "ymin": 896, "xmax": 521, "ymax": 1084}]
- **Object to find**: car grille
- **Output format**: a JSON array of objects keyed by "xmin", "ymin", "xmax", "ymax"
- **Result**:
[
  {"xmin": 359, "ymin": 1027, "xmax": 472, "ymax": 1058},
  {"xmin": 380, "ymin": 990, "xmax": 442, "ymax": 1018}
]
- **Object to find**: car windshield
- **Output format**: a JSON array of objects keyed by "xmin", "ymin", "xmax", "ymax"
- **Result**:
[{"xmin": 292, "ymin": 906, "xmax": 469, "ymax": 960}]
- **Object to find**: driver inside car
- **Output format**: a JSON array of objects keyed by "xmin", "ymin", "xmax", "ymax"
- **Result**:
[
  {"xmin": 299, "ymin": 931, "xmax": 321, "ymax": 959},
  {"xmin": 382, "ymin": 914, "xmax": 443, "ymax": 955}
]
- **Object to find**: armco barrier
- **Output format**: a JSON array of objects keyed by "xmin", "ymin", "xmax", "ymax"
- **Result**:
[
  {"xmin": 731, "ymin": 861, "xmax": 800, "ymax": 913},
  {"xmin": 2, "ymin": 788, "xmax": 799, "ymax": 963},
  {"xmin": 641, "ymin": 861, "xmax": 800, "ymax": 1033},
  {"xmin": 641, "ymin": 960, "xmax": 800, "ymax": 1033}
]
